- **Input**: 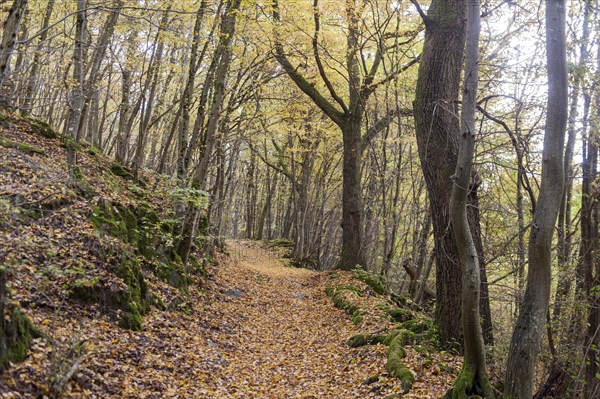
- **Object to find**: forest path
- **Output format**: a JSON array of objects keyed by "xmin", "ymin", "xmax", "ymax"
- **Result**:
[{"xmin": 205, "ymin": 240, "xmax": 385, "ymax": 398}]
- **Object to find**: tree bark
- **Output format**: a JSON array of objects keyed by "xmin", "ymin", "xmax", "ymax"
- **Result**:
[
  {"xmin": 272, "ymin": 0, "xmax": 418, "ymax": 271},
  {"xmin": 412, "ymin": 0, "xmax": 466, "ymax": 345},
  {"xmin": 446, "ymin": 0, "xmax": 493, "ymax": 396},
  {"xmin": 21, "ymin": 0, "xmax": 52, "ymax": 116},
  {"xmin": 64, "ymin": 0, "xmax": 87, "ymax": 175},
  {"xmin": 176, "ymin": 0, "xmax": 242, "ymax": 265},
  {"xmin": 503, "ymin": 1, "xmax": 568, "ymax": 397},
  {"xmin": 0, "ymin": 0, "xmax": 28, "ymax": 109}
]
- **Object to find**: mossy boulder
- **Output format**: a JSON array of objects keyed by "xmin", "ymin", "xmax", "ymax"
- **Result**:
[
  {"xmin": 90, "ymin": 199, "xmax": 171, "ymax": 264},
  {"xmin": 91, "ymin": 199, "xmax": 139, "ymax": 245},
  {"xmin": 110, "ymin": 162, "xmax": 134, "ymax": 180},
  {"xmin": 135, "ymin": 202, "xmax": 161, "ymax": 259},
  {"xmin": 385, "ymin": 308, "xmax": 415, "ymax": 323},
  {"xmin": 26, "ymin": 117, "xmax": 58, "ymax": 139},
  {"xmin": 0, "ymin": 136, "xmax": 45, "ymax": 155},
  {"xmin": 0, "ymin": 307, "xmax": 42, "ymax": 371},
  {"xmin": 69, "ymin": 252, "xmax": 149, "ymax": 331},
  {"xmin": 354, "ymin": 268, "xmax": 386, "ymax": 295},
  {"xmin": 156, "ymin": 259, "xmax": 192, "ymax": 290}
]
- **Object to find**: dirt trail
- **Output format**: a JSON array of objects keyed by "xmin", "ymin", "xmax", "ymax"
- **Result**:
[{"xmin": 204, "ymin": 240, "xmax": 386, "ymax": 398}]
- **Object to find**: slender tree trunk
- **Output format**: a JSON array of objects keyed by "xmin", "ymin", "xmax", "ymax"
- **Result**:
[
  {"xmin": 116, "ymin": 52, "xmax": 132, "ymax": 164},
  {"xmin": 446, "ymin": 1, "xmax": 493, "ymax": 396},
  {"xmin": 553, "ymin": 0, "xmax": 592, "ymax": 328},
  {"xmin": 21, "ymin": 0, "xmax": 52, "ymax": 116},
  {"xmin": 0, "ymin": 0, "xmax": 28, "ymax": 110},
  {"xmin": 581, "ymin": 45, "xmax": 600, "ymax": 398},
  {"xmin": 64, "ymin": 0, "xmax": 87, "ymax": 176},
  {"xmin": 504, "ymin": 1, "xmax": 568, "ymax": 396},
  {"xmin": 176, "ymin": 0, "xmax": 242, "ymax": 265},
  {"xmin": 468, "ymin": 177, "xmax": 494, "ymax": 345},
  {"xmin": 77, "ymin": 1, "xmax": 123, "ymax": 139},
  {"xmin": 176, "ymin": 1, "xmax": 208, "ymax": 181}
]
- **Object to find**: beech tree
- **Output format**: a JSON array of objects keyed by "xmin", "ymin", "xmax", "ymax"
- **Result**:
[
  {"xmin": 0, "ymin": 0, "xmax": 28, "ymax": 110},
  {"xmin": 271, "ymin": 0, "xmax": 419, "ymax": 270},
  {"xmin": 503, "ymin": 0, "xmax": 568, "ymax": 396},
  {"xmin": 63, "ymin": 0, "xmax": 87, "ymax": 175},
  {"xmin": 447, "ymin": 0, "xmax": 493, "ymax": 396},
  {"xmin": 411, "ymin": 0, "xmax": 492, "ymax": 345}
]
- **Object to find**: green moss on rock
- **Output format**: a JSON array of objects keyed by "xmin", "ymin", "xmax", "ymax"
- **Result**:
[
  {"xmin": 189, "ymin": 255, "xmax": 208, "ymax": 277},
  {"xmin": 0, "ymin": 136, "xmax": 45, "ymax": 155},
  {"xmin": 385, "ymin": 308, "xmax": 415, "ymax": 323},
  {"xmin": 26, "ymin": 117, "xmax": 58, "ymax": 139},
  {"xmin": 69, "ymin": 252, "xmax": 149, "ymax": 331},
  {"xmin": 354, "ymin": 268, "xmax": 386, "ymax": 295},
  {"xmin": 337, "ymin": 284, "xmax": 362, "ymax": 296},
  {"xmin": 91, "ymin": 199, "xmax": 139, "ymax": 245},
  {"xmin": 110, "ymin": 162, "xmax": 134, "ymax": 180},
  {"xmin": 399, "ymin": 319, "xmax": 432, "ymax": 334},
  {"xmin": 386, "ymin": 337, "xmax": 415, "ymax": 392},
  {"xmin": 348, "ymin": 333, "xmax": 387, "ymax": 348},
  {"xmin": 0, "ymin": 307, "xmax": 41, "ymax": 371}
]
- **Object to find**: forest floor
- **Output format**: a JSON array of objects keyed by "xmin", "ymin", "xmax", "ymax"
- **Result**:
[{"xmin": 3, "ymin": 239, "xmax": 459, "ymax": 399}]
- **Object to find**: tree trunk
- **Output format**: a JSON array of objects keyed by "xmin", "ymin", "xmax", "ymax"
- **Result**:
[
  {"xmin": 115, "ymin": 32, "xmax": 137, "ymax": 164},
  {"xmin": 581, "ymin": 44, "xmax": 600, "ymax": 398},
  {"xmin": 553, "ymin": 0, "xmax": 591, "ymax": 327},
  {"xmin": 503, "ymin": 1, "xmax": 568, "ymax": 396},
  {"xmin": 176, "ymin": 0, "xmax": 242, "ymax": 264},
  {"xmin": 77, "ymin": 1, "xmax": 123, "ymax": 140},
  {"xmin": 412, "ymin": 0, "xmax": 466, "ymax": 345},
  {"xmin": 339, "ymin": 116, "xmax": 365, "ymax": 269},
  {"xmin": 0, "ymin": 0, "xmax": 28, "ymax": 110},
  {"xmin": 21, "ymin": 0, "xmax": 52, "ymax": 116},
  {"xmin": 446, "ymin": 0, "xmax": 493, "ymax": 396},
  {"xmin": 64, "ymin": 0, "xmax": 87, "ymax": 176},
  {"xmin": 176, "ymin": 1, "xmax": 208, "ymax": 181},
  {"xmin": 468, "ymin": 178, "xmax": 494, "ymax": 345}
]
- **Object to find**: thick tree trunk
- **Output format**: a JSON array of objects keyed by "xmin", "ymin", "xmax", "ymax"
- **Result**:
[
  {"xmin": 338, "ymin": 116, "xmax": 365, "ymax": 270},
  {"xmin": 503, "ymin": 1, "xmax": 568, "ymax": 397},
  {"xmin": 412, "ymin": 0, "xmax": 466, "ymax": 345}
]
